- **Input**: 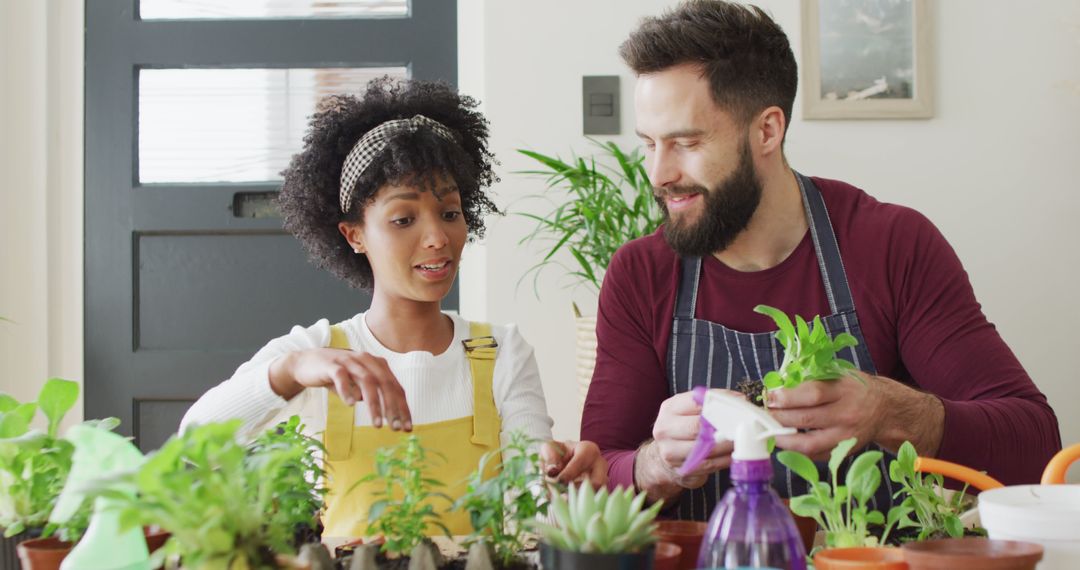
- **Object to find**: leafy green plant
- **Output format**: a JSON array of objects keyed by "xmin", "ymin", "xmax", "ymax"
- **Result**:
[
  {"xmin": 753, "ymin": 305, "xmax": 860, "ymax": 401},
  {"xmin": 778, "ymin": 438, "xmax": 905, "ymax": 550},
  {"xmin": 535, "ymin": 483, "xmax": 662, "ymax": 554},
  {"xmin": 357, "ymin": 434, "xmax": 452, "ymax": 556},
  {"xmin": 516, "ymin": 140, "xmax": 663, "ymax": 294},
  {"xmin": 0, "ymin": 378, "xmax": 86, "ymax": 538},
  {"xmin": 887, "ymin": 441, "xmax": 983, "ymax": 542},
  {"xmin": 108, "ymin": 417, "xmax": 326, "ymax": 570},
  {"xmin": 455, "ymin": 430, "xmax": 551, "ymax": 567},
  {"xmin": 247, "ymin": 415, "xmax": 327, "ymax": 546}
]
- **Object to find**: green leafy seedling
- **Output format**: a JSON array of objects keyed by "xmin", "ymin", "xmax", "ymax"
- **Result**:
[
  {"xmin": 753, "ymin": 305, "xmax": 860, "ymax": 402},
  {"xmin": 103, "ymin": 416, "xmax": 326, "ymax": 570},
  {"xmin": 357, "ymin": 434, "xmax": 452, "ymax": 556},
  {"xmin": 247, "ymin": 415, "xmax": 328, "ymax": 547},
  {"xmin": 778, "ymin": 437, "xmax": 907, "ymax": 551},
  {"xmin": 887, "ymin": 441, "xmax": 984, "ymax": 541},
  {"xmin": 455, "ymin": 430, "xmax": 552, "ymax": 567},
  {"xmin": 0, "ymin": 378, "xmax": 91, "ymax": 540}
]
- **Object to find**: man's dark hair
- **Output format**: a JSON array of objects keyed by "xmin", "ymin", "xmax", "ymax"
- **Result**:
[
  {"xmin": 277, "ymin": 77, "xmax": 499, "ymax": 290},
  {"xmin": 619, "ymin": 0, "xmax": 797, "ymax": 136}
]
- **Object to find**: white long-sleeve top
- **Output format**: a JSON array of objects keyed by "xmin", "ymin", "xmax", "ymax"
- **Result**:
[{"xmin": 180, "ymin": 312, "xmax": 554, "ymax": 447}]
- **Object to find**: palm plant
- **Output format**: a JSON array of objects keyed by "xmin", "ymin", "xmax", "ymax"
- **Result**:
[{"xmin": 516, "ymin": 140, "xmax": 662, "ymax": 294}]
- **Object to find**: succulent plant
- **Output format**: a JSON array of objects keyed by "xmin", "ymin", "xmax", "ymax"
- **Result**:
[{"xmin": 535, "ymin": 483, "xmax": 663, "ymax": 554}]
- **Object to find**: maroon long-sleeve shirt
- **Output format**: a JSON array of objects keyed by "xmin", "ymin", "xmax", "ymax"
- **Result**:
[{"xmin": 581, "ymin": 176, "xmax": 1060, "ymax": 489}]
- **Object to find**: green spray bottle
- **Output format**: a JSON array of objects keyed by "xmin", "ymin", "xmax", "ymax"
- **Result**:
[{"xmin": 49, "ymin": 424, "xmax": 150, "ymax": 570}]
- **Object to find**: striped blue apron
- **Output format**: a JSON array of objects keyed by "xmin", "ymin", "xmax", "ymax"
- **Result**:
[{"xmin": 668, "ymin": 172, "xmax": 897, "ymax": 521}]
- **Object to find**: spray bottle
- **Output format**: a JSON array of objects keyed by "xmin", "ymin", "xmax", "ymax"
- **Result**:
[
  {"xmin": 50, "ymin": 424, "xmax": 151, "ymax": 570},
  {"xmin": 679, "ymin": 386, "xmax": 807, "ymax": 570}
]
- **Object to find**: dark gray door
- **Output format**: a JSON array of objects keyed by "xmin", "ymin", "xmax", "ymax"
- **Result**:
[{"xmin": 85, "ymin": 0, "xmax": 458, "ymax": 451}]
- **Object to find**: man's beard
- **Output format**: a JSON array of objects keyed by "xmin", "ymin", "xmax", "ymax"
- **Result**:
[{"xmin": 655, "ymin": 141, "xmax": 762, "ymax": 258}]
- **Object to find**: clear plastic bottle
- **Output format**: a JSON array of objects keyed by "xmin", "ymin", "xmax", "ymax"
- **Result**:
[{"xmin": 696, "ymin": 458, "xmax": 806, "ymax": 570}]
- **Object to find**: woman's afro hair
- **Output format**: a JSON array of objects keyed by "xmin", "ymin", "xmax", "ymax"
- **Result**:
[{"xmin": 277, "ymin": 77, "xmax": 499, "ymax": 290}]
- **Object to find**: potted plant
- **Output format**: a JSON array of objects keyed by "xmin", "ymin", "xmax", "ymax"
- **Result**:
[
  {"xmin": 0, "ymin": 378, "xmax": 93, "ymax": 568},
  {"xmin": 812, "ymin": 546, "xmax": 908, "ymax": 570},
  {"xmin": 652, "ymin": 520, "xmax": 706, "ymax": 570},
  {"xmin": 355, "ymin": 434, "xmax": 452, "ymax": 566},
  {"xmin": 901, "ymin": 537, "xmax": 1043, "ymax": 570},
  {"xmin": 777, "ymin": 438, "xmax": 908, "ymax": 561},
  {"xmin": 23, "ymin": 421, "xmax": 164, "ymax": 570},
  {"xmin": 886, "ymin": 441, "xmax": 984, "ymax": 543},
  {"xmin": 106, "ymin": 416, "xmax": 326, "ymax": 570},
  {"xmin": 534, "ymin": 483, "xmax": 664, "ymax": 570},
  {"xmin": 515, "ymin": 141, "xmax": 664, "ymax": 404},
  {"xmin": 454, "ymin": 430, "xmax": 550, "ymax": 570}
]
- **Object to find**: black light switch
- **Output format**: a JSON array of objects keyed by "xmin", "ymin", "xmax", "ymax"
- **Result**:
[{"xmin": 583, "ymin": 76, "xmax": 619, "ymax": 135}]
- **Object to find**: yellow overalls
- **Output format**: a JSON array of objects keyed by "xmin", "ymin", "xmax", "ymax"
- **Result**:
[{"xmin": 321, "ymin": 322, "xmax": 503, "ymax": 538}]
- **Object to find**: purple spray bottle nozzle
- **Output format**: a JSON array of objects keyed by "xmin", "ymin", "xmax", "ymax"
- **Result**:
[
  {"xmin": 678, "ymin": 386, "xmax": 715, "ymax": 477},
  {"xmin": 677, "ymin": 387, "xmax": 796, "ymax": 477}
]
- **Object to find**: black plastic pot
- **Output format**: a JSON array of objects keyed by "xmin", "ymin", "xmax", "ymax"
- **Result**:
[
  {"xmin": 2, "ymin": 528, "xmax": 42, "ymax": 570},
  {"xmin": 539, "ymin": 542, "xmax": 654, "ymax": 570}
]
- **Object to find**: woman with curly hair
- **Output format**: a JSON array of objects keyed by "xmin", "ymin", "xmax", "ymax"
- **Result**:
[{"xmin": 181, "ymin": 78, "xmax": 606, "ymax": 539}]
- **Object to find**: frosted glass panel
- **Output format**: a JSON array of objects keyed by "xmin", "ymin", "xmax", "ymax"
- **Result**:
[
  {"xmin": 138, "ymin": 67, "xmax": 407, "ymax": 183},
  {"xmin": 140, "ymin": 0, "xmax": 408, "ymax": 20}
]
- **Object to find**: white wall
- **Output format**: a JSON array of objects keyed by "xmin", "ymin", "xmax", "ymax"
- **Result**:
[
  {"xmin": 2, "ymin": 0, "xmax": 1078, "ymax": 481},
  {"xmin": 0, "ymin": 0, "xmax": 84, "ymax": 429},
  {"xmin": 459, "ymin": 0, "xmax": 1080, "ymax": 485}
]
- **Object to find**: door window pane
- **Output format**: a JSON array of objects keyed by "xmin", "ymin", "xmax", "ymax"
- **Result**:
[
  {"xmin": 138, "ymin": 67, "xmax": 407, "ymax": 184},
  {"xmin": 140, "ymin": 0, "xmax": 408, "ymax": 20}
]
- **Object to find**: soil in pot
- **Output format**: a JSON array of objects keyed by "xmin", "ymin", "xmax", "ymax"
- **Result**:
[
  {"xmin": 901, "ymin": 537, "xmax": 1043, "ymax": 570},
  {"xmin": 813, "ymin": 547, "xmax": 907, "ymax": 570},
  {"xmin": 16, "ymin": 536, "xmax": 73, "ymax": 570},
  {"xmin": 880, "ymin": 524, "xmax": 985, "ymax": 546},
  {"xmin": 654, "ymin": 520, "xmax": 706, "ymax": 570},
  {"xmin": 336, "ymin": 541, "xmax": 539, "ymax": 570}
]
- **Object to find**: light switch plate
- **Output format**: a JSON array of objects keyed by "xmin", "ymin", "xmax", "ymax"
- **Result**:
[{"xmin": 583, "ymin": 75, "xmax": 620, "ymax": 135}]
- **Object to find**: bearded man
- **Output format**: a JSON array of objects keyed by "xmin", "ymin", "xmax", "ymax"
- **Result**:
[{"xmin": 580, "ymin": 0, "xmax": 1060, "ymax": 519}]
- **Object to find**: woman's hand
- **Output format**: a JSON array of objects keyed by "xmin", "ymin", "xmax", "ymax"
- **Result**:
[
  {"xmin": 540, "ymin": 440, "xmax": 608, "ymax": 488},
  {"xmin": 269, "ymin": 348, "xmax": 413, "ymax": 431}
]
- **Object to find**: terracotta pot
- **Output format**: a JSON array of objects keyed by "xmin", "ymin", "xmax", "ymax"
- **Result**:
[
  {"xmin": 813, "ymin": 547, "xmax": 907, "ymax": 570},
  {"xmin": 144, "ymin": 527, "xmax": 171, "ymax": 553},
  {"xmin": 652, "ymin": 541, "xmax": 682, "ymax": 570},
  {"xmin": 654, "ymin": 520, "xmax": 706, "ymax": 570},
  {"xmin": 783, "ymin": 497, "xmax": 819, "ymax": 552},
  {"xmin": 901, "ymin": 538, "xmax": 1043, "ymax": 570},
  {"xmin": 16, "ymin": 536, "xmax": 73, "ymax": 570}
]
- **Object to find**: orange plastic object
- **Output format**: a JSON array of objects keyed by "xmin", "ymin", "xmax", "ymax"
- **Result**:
[
  {"xmin": 1040, "ymin": 442, "xmax": 1080, "ymax": 484},
  {"xmin": 814, "ymin": 546, "xmax": 907, "ymax": 570},
  {"xmin": 913, "ymin": 457, "xmax": 1004, "ymax": 491}
]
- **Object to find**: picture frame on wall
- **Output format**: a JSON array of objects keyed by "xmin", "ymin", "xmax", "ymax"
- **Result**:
[{"xmin": 802, "ymin": 0, "xmax": 933, "ymax": 119}]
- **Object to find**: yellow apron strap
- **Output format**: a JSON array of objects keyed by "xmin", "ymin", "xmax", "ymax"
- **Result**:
[
  {"xmin": 324, "ymin": 324, "xmax": 354, "ymax": 461},
  {"xmin": 464, "ymin": 321, "xmax": 499, "ymax": 448}
]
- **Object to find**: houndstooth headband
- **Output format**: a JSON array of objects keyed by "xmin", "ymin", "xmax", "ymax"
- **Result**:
[{"xmin": 339, "ymin": 115, "xmax": 458, "ymax": 213}]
